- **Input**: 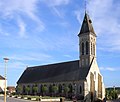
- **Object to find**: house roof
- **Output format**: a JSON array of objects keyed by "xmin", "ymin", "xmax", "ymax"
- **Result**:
[
  {"xmin": 17, "ymin": 59, "xmax": 93, "ymax": 84},
  {"xmin": 0, "ymin": 75, "xmax": 5, "ymax": 80},
  {"xmin": 78, "ymin": 12, "xmax": 96, "ymax": 36},
  {"xmin": 0, "ymin": 87, "xmax": 3, "ymax": 92},
  {"xmin": 7, "ymin": 86, "xmax": 15, "ymax": 91}
]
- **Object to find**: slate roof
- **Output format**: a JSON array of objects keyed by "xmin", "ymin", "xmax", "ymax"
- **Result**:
[
  {"xmin": 17, "ymin": 59, "xmax": 94, "ymax": 84},
  {"xmin": 0, "ymin": 75, "xmax": 5, "ymax": 80},
  {"xmin": 78, "ymin": 12, "xmax": 96, "ymax": 36}
]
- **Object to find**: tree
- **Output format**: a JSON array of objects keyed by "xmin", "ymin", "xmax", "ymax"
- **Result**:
[
  {"xmin": 17, "ymin": 85, "xmax": 22, "ymax": 95},
  {"xmin": 52, "ymin": 85, "xmax": 58, "ymax": 96},
  {"xmin": 64, "ymin": 85, "xmax": 70, "ymax": 97},
  {"xmin": 42, "ymin": 85, "xmax": 48, "ymax": 95},
  {"xmin": 32, "ymin": 85, "xmax": 38, "ymax": 95},
  {"xmin": 25, "ymin": 86, "xmax": 30, "ymax": 95},
  {"xmin": 106, "ymin": 89, "xmax": 118, "ymax": 100},
  {"xmin": 112, "ymin": 90, "xmax": 118, "ymax": 99}
]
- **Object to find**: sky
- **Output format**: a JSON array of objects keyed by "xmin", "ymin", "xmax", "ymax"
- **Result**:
[{"xmin": 0, "ymin": 0, "xmax": 120, "ymax": 87}]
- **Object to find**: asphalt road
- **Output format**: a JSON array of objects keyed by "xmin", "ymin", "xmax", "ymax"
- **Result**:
[{"xmin": 0, "ymin": 96, "xmax": 34, "ymax": 102}]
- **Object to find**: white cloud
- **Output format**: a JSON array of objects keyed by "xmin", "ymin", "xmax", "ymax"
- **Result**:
[
  {"xmin": 41, "ymin": 0, "xmax": 70, "ymax": 18},
  {"xmin": 64, "ymin": 55, "xmax": 72, "ymax": 58},
  {"xmin": 0, "ymin": 27, "xmax": 9, "ymax": 36},
  {"xmin": 0, "ymin": 61, "xmax": 26, "ymax": 70},
  {"xmin": 33, "ymin": 34, "xmax": 78, "ymax": 52},
  {"xmin": 41, "ymin": 0, "xmax": 70, "ymax": 6},
  {"xmin": 7, "ymin": 53, "xmax": 53, "ymax": 62},
  {"xmin": 17, "ymin": 18, "xmax": 27, "ymax": 38},
  {"xmin": 0, "ymin": 0, "xmax": 44, "ymax": 36},
  {"xmin": 74, "ymin": 10, "xmax": 83, "ymax": 24},
  {"xmin": 100, "ymin": 67, "xmax": 120, "ymax": 71},
  {"xmin": 9, "ymin": 61, "xmax": 26, "ymax": 69},
  {"xmin": 52, "ymin": 7, "xmax": 63, "ymax": 18},
  {"xmin": 26, "ymin": 11, "xmax": 45, "ymax": 31},
  {"xmin": 51, "ymin": 0, "xmax": 70, "ymax": 6},
  {"xmin": 0, "ymin": 0, "xmax": 38, "ymax": 18},
  {"xmin": 0, "ymin": 53, "xmax": 54, "ymax": 71}
]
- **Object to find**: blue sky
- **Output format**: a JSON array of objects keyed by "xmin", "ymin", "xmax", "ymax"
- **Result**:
[{"xmin": 0, "ymin": 0, "xmax": 120, "ymax": 87}]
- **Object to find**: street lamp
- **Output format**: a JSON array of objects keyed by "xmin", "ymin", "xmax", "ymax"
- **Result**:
[{"xmin": 3, "ymin": 58, "xmax": 9, "ymax": 102}]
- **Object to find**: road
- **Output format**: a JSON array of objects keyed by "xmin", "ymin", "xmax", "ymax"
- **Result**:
[
  {"xmin": 1, "ymin": 96, "xmax": 120, "ymax": 102},
  {"xmin": 0, "ymin": 96, "xmax": 34, "ymax": 102},
  {"xmin": 107, "ymin": 99, "xmax": 120, "ymax": 102}
]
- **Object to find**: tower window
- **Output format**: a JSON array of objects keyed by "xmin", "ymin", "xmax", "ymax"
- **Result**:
[
  {"xmin": 93, "ymin": 44, "xmax": 95, "ymax": 55},
  {"xmin": 82, "ymin": 43, "xmax": 84, "ymax": 55},
  {"xmin": 86, "ymin": 41, "xmax": 89, "ymax": 55},
  {"xmin": 91, "ymin": 43, "xmax": 92, "ymax": 55},
  {"xmin": 82, "ymin": 59, "xmax": 84, "ymax": 66}
]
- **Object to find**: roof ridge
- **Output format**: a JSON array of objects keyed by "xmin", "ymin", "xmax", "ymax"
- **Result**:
[
  {"xmin": 0, "ymin": 75, "xmax": 5, "ymax": 80},
  {"xmin": 27, "ymin": 60, "xmax": 79, "ymax": 69}
]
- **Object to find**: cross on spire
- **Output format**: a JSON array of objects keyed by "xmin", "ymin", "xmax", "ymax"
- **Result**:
[
  {"xmin": 84, "ymin": 0, "xmax": 89, "ymax": 13},
  {"xmin": 85, "ymin": 0, "xmax": 87, "ymax": 12}
]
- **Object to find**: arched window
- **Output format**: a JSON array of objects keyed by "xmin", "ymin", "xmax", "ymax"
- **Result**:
[
  {"xmin": 86, "ymin": 41, "xmax": 89, "ymax": 55},
  {"xmin": 82, "ymin": 43, "xmax": 84, "ymax": 55},
  {"xmin": 40, "ymin": 85, "xmax": 43, "ymax": 94},
  {"xmin": 82, "ymin": 59, "xmax": 84, "ymax": 66},
  {"xmin": 91, "ymin": 43, "xmax": 92, "ymax": 55},
  {"xmin": 32, "ymin": 85, "xmax": 34, "ymax": 94},
  {"xmin": 68, "ymin": 84, "xmax": 73, "ymax": 93},
  {"xmin": 93, "ymin": 44, "xmax": 95, "ymax": 55},
  {"xmin": 23, "ymin": 85, "xmax": 25, "ymax": 93},
  {"xmin": 80, "ymin": 86, "xmax": 82, "ymax": 94},
  {"xmin": 49, "ymin": 85, "xmax": 52, "ymax": 93}
]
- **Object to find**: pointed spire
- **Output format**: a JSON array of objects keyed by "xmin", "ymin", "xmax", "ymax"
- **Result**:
[{"xmin": 78, "ymin": 12, "xmax": 96, "ymax": 36}]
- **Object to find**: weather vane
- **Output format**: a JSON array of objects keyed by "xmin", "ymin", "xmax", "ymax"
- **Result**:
[{"xmin": 85, "ymin": 0, "xmax": 87, "ymax": 12}]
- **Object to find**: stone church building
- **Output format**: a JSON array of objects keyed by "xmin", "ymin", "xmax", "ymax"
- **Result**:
[{"xmin": 17, "ymin": 12, "xmax": 105, "ymax": 101}]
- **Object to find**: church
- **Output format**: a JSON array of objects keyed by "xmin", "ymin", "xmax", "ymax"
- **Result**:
[{"xmin": 17, "ymin": 12, "xmax": 105, "ymax": 101}]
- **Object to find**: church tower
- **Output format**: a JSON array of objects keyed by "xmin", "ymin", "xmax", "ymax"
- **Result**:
[{"xmin": 78, "ymin": 12, "xmax": 96, "ymax": 68}]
